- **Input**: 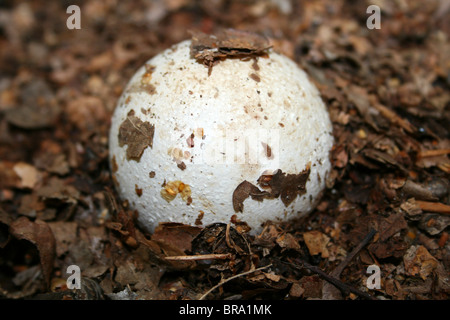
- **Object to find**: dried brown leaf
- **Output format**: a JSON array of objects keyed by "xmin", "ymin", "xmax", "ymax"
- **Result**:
[
  {"xmin": 9, "ymin": 217, "xmax": 56, "ymax": 287},
  {"xmin": 276, "ymin": 232, "xmax": 301, "ymax": 250},
  {"xmin": 151, "ymin": 222, "xmax": 202, "ymax": 253}
]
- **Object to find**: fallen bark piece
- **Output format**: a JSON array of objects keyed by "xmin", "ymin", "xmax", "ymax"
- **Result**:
[{"xmin": 415, "ymin": 200, "xmax": 450, "ymax": 214}]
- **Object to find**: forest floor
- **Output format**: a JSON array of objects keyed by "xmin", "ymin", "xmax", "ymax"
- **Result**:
[{"xmin": 0, "ymin": 0, "xmax": 449, "ymax": 300}]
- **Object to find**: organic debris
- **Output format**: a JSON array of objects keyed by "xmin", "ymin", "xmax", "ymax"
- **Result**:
[
  {"xmin": 118, "ymin": 110, "xmax": 155, "ymax": 162},
  {"xmin": 190, "ymin": 28, "xmax": 272, "ymax": 75},
  {"xmin": 0, "ymin": 0, "xmax": 449, "ymax": 301},
  {"xmin": 233, "ymin": 166, "xmax": 311, "ymax": 212}
]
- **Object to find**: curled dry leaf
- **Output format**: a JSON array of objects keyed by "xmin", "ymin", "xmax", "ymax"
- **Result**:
[
  {"xmin": 9, "ymin": 217, "xmax": 56, "ymax": 287},
  {"xmin": 401, "ymin": 179, "xmax": 440, "ymax": 202}
]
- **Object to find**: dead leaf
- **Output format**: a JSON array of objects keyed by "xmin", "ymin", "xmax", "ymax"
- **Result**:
[
  {"xmin": 37, "ymin": 177, "xmax": 80, "ymax": 205},
  {"xmin": 403, "ymin": 245, "xmax": 438, "ymax": 280},
  {"xmin": 47, "ymin": 221, "xmax": 78, "ymax": 257},
  {"xmin": 369, "ymin": 236, "xmax": 408, "ymax": 259},
  {"xmin": 400, "ymin": 180, "xmax": 440, "ymax": 201},
  {"xmin": 4, "ymin": 79, "xmax": 60, "ymax": 129},
  {"xmin": 66, "ymin": 96, "xmax": 108, "ymax": 132},
  {"xmin": 343, "ymin": 85, "xmax": 379, "ymax": 130},
  {"xmin": 17, "ymin": 192, "xmax": 45, "ymax": 218},
  {"xmin": 289, "ymin": 282, "xmax": 305, "ymax": 298},
  {"xmin": 9, "ymin": 217, "xmax": 56, "ymax": 287},
  {"xmin": 33, "ymin": 140, "xmax": 70, "ymax": 176},
  {"xmin": 276, "ymin": 233, "xmax": 301, "ymax": 250},
  {"xmin": 264, "ymin": 272, "xmax": 281, "ymax": 282},
  {"xmin": 378, "ymin": 211, "xmax": 408, "ymax": 242},
  {"xmin": 299, "ymin": 275, "xmax": 322, "ymax": 299},
  {"xmin": 303, "ymin": 231, "xmax": 330, "ymax": 258},
  {"xmin": 13, "ymin": 162, "xmax": 41, "ymax": 189},
  {"xmin": 151, "ymin": 222, "xmax": 202, "ymax": 253}
]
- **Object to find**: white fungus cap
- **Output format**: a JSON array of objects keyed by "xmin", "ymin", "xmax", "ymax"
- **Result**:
[{"xmin": 109, "ymin": 40, "xmax": 333, "ymax": 235}]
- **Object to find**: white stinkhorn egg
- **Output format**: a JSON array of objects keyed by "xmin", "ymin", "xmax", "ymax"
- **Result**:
[{"xmin": 109, "ymin": 39, "xmax": 333, "ymax": 234}]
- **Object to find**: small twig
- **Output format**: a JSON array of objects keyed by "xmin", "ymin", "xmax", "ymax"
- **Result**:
[
  {"xmin": 164, "ymin": 253, "xmax": 232, "ymax": 261},
  {"xmin": 372, "ymin": 102, "xmax": 415, "ymax": 133},
  {"xmin": 332, "ymin": 228, "xmax": 377, "ymax": 278},
  {"xmin": 199, "ymin": 264, "xmax": 272, "ymax": 300},
  {"xmin": 323, "ymin": 228, "xmax": 377, "ymax": 300},
  {"xmin": 283, "ymin": 228, "xmax": 378, "ymax": 300},
  {"xmin": 304, "ymin": 261, "xmax": 377, "ymax": 300},
  {"xmin": 285, "ymin": 259, "xmax": 377, "ymax": 300},
  {"xmin": 225, "ymin": 223, "xmax": 233, "ymax": 249}
]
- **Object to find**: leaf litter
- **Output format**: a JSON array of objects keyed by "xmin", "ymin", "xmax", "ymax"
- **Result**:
[{"xmin": 0, "ymin": 0, "xmax": 449, "ymax": 301}]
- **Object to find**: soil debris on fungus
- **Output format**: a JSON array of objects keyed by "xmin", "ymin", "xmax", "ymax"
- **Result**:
[
  {"xmin": 177, "ymin": 161, "xmax": 187, "ymax": 171},
  {"xmin": 140, "ymin": 64, "xmax": 157, "ymax": 95},
  {"xmin": 189, "ymin": 28, "xmax": 272, "ymax": 75},
  {"xmin": 160, "ymin": 180, "xmax": 192, "ymax": 204},
  {"xmin": 232, "ymin": 181, "xmax": 270, "ymax": 212},
  {"xmin": 261, "ymin": 142, "xmax": 273, "ymax": 159},
  {"xmin": 118, "ymin": 110, "xmax": 155, "ymax": 161},
  {"xmin": 233, "ymin": 166, "xmax": 311, "ymax": 212}
]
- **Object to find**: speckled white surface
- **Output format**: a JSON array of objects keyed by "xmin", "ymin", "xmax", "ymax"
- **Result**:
[{"xmin": 109, "ymin": 40, "xmax": 333, "ymax": 234}]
